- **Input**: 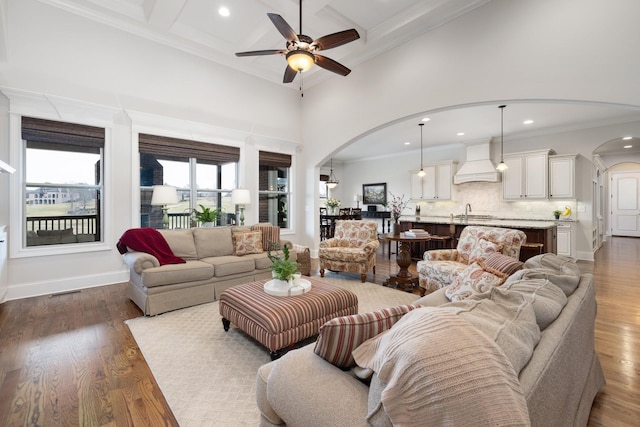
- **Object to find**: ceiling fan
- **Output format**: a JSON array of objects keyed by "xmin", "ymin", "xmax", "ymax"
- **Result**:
[{"xmin": 235, "ymin": 0, "xmax": 360, "ymax": 83}]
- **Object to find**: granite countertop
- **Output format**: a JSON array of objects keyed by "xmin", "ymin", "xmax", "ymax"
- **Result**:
[{"xmin": 400, "ymin": 215, "xmax": 571, "ymax": 230}]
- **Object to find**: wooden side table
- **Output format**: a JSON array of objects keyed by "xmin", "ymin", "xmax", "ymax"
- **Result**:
[{"xmin": 381, "ymin": 232, "xmax": 433, "ymax": 292}]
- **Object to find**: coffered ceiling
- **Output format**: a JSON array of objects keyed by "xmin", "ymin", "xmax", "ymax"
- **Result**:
[
  {"xmin": 30, "ymin": 1, "xmax": 640, "ymax": 159},
  {"xmin": 37, "ymin": 0, "xmax": 491, "ymax": 87}
]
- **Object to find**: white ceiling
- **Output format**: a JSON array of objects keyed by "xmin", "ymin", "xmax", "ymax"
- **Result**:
[{"xmin": 36, "ymin": 0, "xmax": 640, "ymax": 159}]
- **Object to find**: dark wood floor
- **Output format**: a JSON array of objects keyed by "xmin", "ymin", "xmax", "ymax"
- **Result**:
[{"xmin": 0, "ymin": 237, "xmax": 638, "ymax": 426}]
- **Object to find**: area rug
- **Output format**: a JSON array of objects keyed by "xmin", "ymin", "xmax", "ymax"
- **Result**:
[{"xmin": 125, "ymin": 277, "xmax": 419, "ymax": 427}]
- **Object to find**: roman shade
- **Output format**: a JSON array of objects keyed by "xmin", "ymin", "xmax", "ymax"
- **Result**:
[
  {"xmin": 22, "ymin": 116, "xmax": 105, "ymax": 153},
  {"xmin": 139, "ymin": 133, "xmax": 240, "ymax": 165},
  {"xmin": 259, "ymin": 151, "xmax": 291, "ymax": 168}
]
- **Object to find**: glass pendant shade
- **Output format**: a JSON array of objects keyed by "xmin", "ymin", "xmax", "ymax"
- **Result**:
[{"xmin": 326, "ymin": 158, "xmax": 339, "ymax": 188}]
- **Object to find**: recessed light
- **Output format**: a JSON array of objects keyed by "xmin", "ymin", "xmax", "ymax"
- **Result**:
[
  {"xmin": 624, "ymin": 145, "xmax": 633, "ymax": 149},
  {"xmin": 404, "ymin": 142, "xmax": 411, "ymax": 145},
  {"xmin": 422, "ymin": 117, "xmax": 430, "ymax": 122},
  {"xmin": 623, "ymin": 136, "xmax": 632, "ymax": 140},
  {"xmin": 457, "ymin": 132, "xmax": 465, "ymax": 136},
  {"xmin": 523, "ymin": 119, "xmax": 534, "ymax": 125},
  {"xmin": 218, "ymin": 6, "xmax": 230, "ymax": 17}
]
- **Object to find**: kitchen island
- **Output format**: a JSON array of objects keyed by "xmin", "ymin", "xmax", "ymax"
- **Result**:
[{"xmin": 399, "ymin": 216, "xmax": 558, "ymax": 262}]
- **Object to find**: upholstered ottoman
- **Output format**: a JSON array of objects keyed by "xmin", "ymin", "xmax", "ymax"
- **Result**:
[{"xmin": 219, "ymin": 278, "xmax": 358, "ymax": 359}]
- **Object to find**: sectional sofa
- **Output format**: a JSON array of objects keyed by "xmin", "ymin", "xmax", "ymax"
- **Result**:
[{"xmin": 256, "ymin": 253, "xmax": 605, "ymax": 426}]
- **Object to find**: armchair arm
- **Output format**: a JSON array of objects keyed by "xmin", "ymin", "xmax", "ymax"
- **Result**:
[
  {"xmin": 362, "ymin": 239, "xmax": 380, "ymax": 255},
  {"xmin": 123, "ymin": 251, "xmax": 160, "ymax": 274},
  {"xmin": 424, "ymin": 249, "xmax": 459, "ymax": 262},
  {"xmin": 319, "ymin": 238, "xmax": 340, "ymax": 248}
]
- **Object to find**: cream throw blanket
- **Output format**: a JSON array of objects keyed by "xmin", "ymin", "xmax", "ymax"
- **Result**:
[{"xmin": 352, "ymin": 307, "xmax": 531, "ymax": 427}]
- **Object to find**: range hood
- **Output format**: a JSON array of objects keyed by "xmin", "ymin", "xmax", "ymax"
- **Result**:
[{"xmin": 453, "ymin": 142, "xmax": 500, "ymax": 184}]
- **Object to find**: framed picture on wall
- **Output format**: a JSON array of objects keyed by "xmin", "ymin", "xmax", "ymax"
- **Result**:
[{"xmin": 362, "ymin": 183, "xmax": 387, "ymax": 205}]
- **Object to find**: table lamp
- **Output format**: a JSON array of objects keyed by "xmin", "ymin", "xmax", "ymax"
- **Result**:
[
  {"xmin": 151, "ymin": 185, "xmax": 178, "ymax": 229},
  {"xmin": 353, "ymin": 194, "xmax": 362, "ymax": 208},
  {"xmin": 231, "ymin": 188, "xmax": 251, "ymax": 226}
]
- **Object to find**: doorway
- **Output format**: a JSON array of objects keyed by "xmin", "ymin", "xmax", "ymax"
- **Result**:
[{"xmin": 611, "ymin": 171, "xmax": 640, "ymax": 237}]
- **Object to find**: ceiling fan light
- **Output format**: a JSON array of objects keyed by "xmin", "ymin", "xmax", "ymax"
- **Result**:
[{"xmin": 286, "ymin": 50, "xmax": 314, "ymax": 72}]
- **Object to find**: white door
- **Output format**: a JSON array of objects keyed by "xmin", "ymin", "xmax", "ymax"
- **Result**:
[{"xmin": 611, "ymin": 172, "xmax": 640, "ymax": 237}]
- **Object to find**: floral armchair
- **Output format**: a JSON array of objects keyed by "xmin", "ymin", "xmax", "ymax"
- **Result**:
[
  {"xmin": 417, "ymin": 225, "xmax": 527, "ymax": 295},
  {"xmin": 319, "ymin": 220, "xmax": 380, "ymax": 283}
]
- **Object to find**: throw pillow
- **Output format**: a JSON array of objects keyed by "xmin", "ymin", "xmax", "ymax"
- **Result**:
[
  {"xmin": 479, "ymin": 252, "xmax": 524, "ymax": 277},
  {"xmin": 251, "ymin": 223, "xmax": 280, "ymax": 251},
  {"xmin": 466, "ymin": 238, "xmax": 503, "ymax": 264},
  {"xmin": 232, "ymin": 231, "xmax": 263, "ymax": 256},
  {"xmin": 445, "ymin": 262, "xmax": 506, "ymax": 302},
  {"xmin": 314, "ymin": 304, "xmax": 420, "ymax": 369}
]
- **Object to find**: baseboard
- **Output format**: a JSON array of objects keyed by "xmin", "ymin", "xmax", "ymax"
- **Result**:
[
  {"xmin": 5, "ymin": 269, "xmax": 129, "ymax": 301},
  {"xmin": 576, "ymin": 250, "xmax": 595, "ymax": 262}
]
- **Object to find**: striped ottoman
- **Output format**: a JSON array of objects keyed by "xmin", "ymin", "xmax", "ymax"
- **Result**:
[{"xmin": 219, "ymin": 278, "xmax": 358, "ymax": 359}]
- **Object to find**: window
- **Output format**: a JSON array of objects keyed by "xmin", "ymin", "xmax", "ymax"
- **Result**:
[
  {"xmin": 138, "ymin": 134, "xmax": 239, "ymax": 229},
  {"xmin": 258, "ymin": 151, "xmax": 292, "ymax": 229},
  {"xmin": 22, "ymin": 117, "xmax": 104, "ymax": 247}
]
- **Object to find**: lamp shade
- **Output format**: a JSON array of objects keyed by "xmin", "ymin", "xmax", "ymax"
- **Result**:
[
  {"xmin": 151, "ymin": 185, "xmax": 178, "ymax": 206},
  {"xmin": 286, "ymin": 50, "xmax": 314, "ymax": 72},
  {"xmin": 231, "ymin": 188, "xmax": 251, "ymax": 205}
]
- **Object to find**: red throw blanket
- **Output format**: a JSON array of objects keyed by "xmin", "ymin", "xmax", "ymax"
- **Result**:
[{"xmin": 117, "ymin": 228, "xmax": 186, "ymax": 265}]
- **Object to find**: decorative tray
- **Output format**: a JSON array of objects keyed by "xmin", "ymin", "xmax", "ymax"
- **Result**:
[{"xmin": 264, "ymin": 279, "xmax": 312, "ymax": 297}]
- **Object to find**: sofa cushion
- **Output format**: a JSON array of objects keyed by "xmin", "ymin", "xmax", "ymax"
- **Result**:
[
  {"xmin": 314, "ymin": 304, "xmax": 420, "ymax": 369},
  {"xmin": 499, "ymin": 278, "xmax": 567, "ymax": 330},
  {"xmin": 232, "ymin": 230, "xmax": 263, "ymax": 256},
  {"xmin": 445, "ymin": 262, "xmax": 505, "ymax": 302},
  {"xmin": 514, "ymin": 253, "xmax": 581, "ymax": 296},
  {"xmin": 480, "ymin": 252, "xmax": 524, "ymax": 276},
  {"xmin": 193, "ymin": 226, "xmax": 234, "ymax": 258},
  {"xmin": 159, "ymin": 229, "xmax": 198, "ymax": 260},
  {"xmin": 203, "ymin": 255, "xmax": 255, "ymax": 277},
  {"xmin": 141, "ymin": 260, "xmax": 214, "ymax": 287},
  {"xmin": 251, "ymin": 223, "xmax": 281, "ymax": 251}
]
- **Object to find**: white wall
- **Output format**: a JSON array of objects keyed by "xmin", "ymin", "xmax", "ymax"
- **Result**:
[
  {"xmin": 2, "ymin": 0, "xmax": 640, "ymax": 297},
  {"xmin": 0, "ymin": 0, "xmax": 301, "ymax": 299},
  {"xmin": 299, "ymin": 0, "xmax": 640, "ymax": 252}
]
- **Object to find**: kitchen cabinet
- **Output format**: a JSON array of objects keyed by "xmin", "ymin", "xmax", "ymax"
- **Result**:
[
  {"xmin": 0, "ymin": 226, "xmax": 7, "ymax": 303},
  {"xmin": 503, "ymin": 150, "xmax": 551, "ymax": 200},
  {"xmin": 556, "ymin": 221, "xmax": 576, "ymax": 258},
  {"xmin": 549, "ymin": 155, "xmax": 576, "ymax": 199},
  {"xmin": 410, "ymin": 162, "xmax": 456, "ymax": 201}
]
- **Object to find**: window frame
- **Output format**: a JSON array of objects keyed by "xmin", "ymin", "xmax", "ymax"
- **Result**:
[
  {"xmin": 9, "ymin": 114, "xmax": 114, "ymax": 259},
  {"xmin": 258, "ymin": 150, "xmax": 293, "ymax": 231}
]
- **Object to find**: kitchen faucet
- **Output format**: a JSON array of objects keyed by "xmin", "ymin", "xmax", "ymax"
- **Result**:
[{"xmin": 465, "ymin": 203, "xmax": 472, "ymax": 222}]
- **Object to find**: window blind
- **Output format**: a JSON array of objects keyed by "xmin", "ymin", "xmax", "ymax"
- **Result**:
[
  {"xmin": 139, "ymin": 133, "xmax": 240, "ymax": 165},
  {"xmin": 259, "ymin": 151, "xmax": 292, "ymax": 168},
  {"xmin": 22, "ymin": 116, "xmax": 105, "ymax": 153}
]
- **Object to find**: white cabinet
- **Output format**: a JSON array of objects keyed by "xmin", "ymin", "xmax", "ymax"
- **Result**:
[
  {"xmin": 556, "ymin": 222, "xmax": 575, "ymax": 258},
  {"xmin": 0, "ymin": 226, "xmax": 7, "ymax": 303},
  {"xmin": 549, "ymin": 155, "xmax": 576, "ymax": 199},
  {"xmin": 410, "ymin": 162, "xmax": 456, "ymax": 201},
  {"xmin": 503, "ymin": 150, "xmax": 550, "ymax": 199}
]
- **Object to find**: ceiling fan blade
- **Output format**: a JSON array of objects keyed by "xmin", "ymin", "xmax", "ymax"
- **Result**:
[
  {"xmin": 312, "ymin": 29, "xmax": 360, "ymax": 51},
  {"xmin": 267, "ymin": 13, "xmax": 299, "ymax": 43},
  {"xmin": 315, "ymin": 55, "xmax": 351, "ymax": 76},
  {"xmin": 235, "ymin": 49, "xmax": 287, "ymax": 57},
  {"xmin": 283, "ymin": 66, "xmax": 297, "ymax": 84}
]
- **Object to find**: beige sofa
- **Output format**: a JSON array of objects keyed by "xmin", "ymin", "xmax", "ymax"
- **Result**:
[
  {"xmin": 256, "ymin": 254, "xmax": 605, "ymax": 426},
  {"xmin": 122, "ymin": 224, "xmax": 295, "ymax": 316}
]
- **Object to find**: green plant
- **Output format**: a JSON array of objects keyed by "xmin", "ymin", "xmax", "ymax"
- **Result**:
[
  {"xmin": 267, "ymin": 244, "xmax": 299, "ymax": 281},
  {"xmin": 193, "ymin": 204, "xmax": 223, "ymax": 224},
  {"xmin": 553, "ymin": 209, "xmax": 562, "ymax": 218}
]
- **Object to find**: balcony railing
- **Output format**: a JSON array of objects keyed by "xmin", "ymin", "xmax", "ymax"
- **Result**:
[{"xmin": 26, "ymin": 214, "xmax": 99, "ymax": 235}]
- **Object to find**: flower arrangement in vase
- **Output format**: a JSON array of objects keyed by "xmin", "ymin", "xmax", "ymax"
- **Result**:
[
  {"xmin": 325, "ymin": 198, "xmax": 341, "ymax": 215},
  {"xmin": 389, "ymin": 192, "xmax": 409, "ymax": 234}
]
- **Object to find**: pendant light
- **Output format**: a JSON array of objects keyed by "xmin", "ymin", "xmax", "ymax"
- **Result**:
[
  {"xmin": 496, "ymin": 105, "xmax": 508, "ymax": 172},
  {"xmin": 417, "ymin": 123, "xmax": 426, "ymax": 177},
  {"xmin": 326, "ymin": 158, "xmax": 339, "ymax": 189}
]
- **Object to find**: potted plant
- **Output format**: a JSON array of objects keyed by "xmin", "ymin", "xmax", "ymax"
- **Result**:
[
  {"xmin": 553, "ymin": 209, "xmax": 562, "ymax": 220},
  {"xmin": 267, "ymin": 244, "xmax": 300, "ymax": 284},
  {"xmin": 193, "ymin": 204, "xmax": 223, "ymax": 227}
]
